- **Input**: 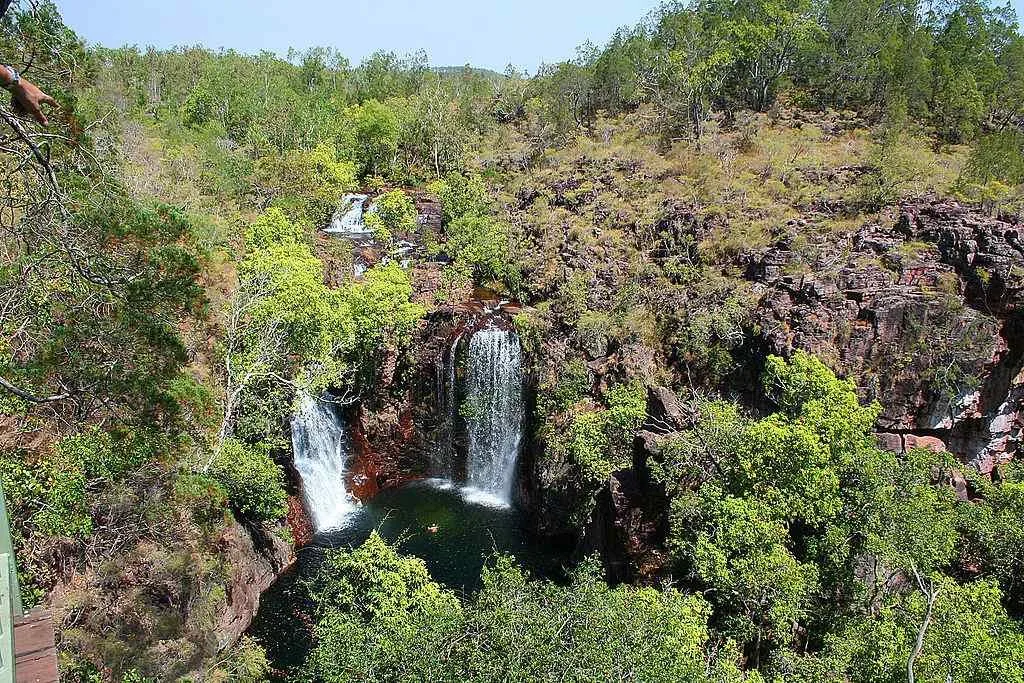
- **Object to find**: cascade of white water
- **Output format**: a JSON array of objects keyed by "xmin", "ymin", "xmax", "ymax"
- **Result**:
[
  {"xmin": 325, "ymin": 194, "xmax": 370, "ymax": 234},
  {"xmin": 290, "ymin": 393, "xmax": 357, "ymax": 531},
  {"xmin": 434, "ymin": 332, "xmax": 464, "ymax": 479},
  {"xmin": 463, "ymin": 325, "xmax": 524, "ymax": 506}
]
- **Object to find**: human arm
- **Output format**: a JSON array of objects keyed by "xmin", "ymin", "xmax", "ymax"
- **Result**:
[{"xmin": 0, "ymin": 64, "xmax": 55, "ymax": 126}]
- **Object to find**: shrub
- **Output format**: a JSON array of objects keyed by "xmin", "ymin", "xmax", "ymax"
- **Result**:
[
  {"xmin": 427, "ymin": 172, "xmax": 489, "ymax": 223},
  {"xmin": 253, "ymin": 142, "xmax": 356, "ymax": 227},
  {"xmin": 210, "ymin": 439, "xmax": 287, "ymax": 522},
  {"xmin": 346, "ymin": 99, "xmax": 400, "ymax": 178},
  {"xmin": 557, "ymin": 380, "xmax": 647, "ymax": 482},
  {"xmin": 364, "ymin": 189, "xmax": 417, "ymax": 244},
  {"xmin": 445, "ymin": 214, "xmax": 511, "ymax": 280},
  {"xmin": 245, "ymin": 207, "xmax": 307, "ymax": 251},
  {"xmin": 173, "ymin": 472, "xmax": 229, "ymax": 528}
]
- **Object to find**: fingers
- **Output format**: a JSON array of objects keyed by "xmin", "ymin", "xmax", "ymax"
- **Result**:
[
  {"xmin": 33, "ymin": 91, "xmax": 55, "ymax": 125},
  {"xmin": 9, "ymin": 81, "xmax": 56, "ymax": 126}
]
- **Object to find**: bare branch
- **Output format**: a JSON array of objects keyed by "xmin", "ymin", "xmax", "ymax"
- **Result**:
[{"xmin": 0, "ymin": 373, "xmax": 71, "ymax": 402}]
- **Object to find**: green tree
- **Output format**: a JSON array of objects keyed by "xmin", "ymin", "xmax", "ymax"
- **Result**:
[
  {"xmin": 303, "ymin": 532, "xmax": 464, "ymax": 682},
  {"xmin": 210, "ymin": 438, "xmax": 287, "ymax": 522},
  {"xmin": 252, "ymin": 141, "xmax": 356, "ymax": 227},
  {"xmin": 303, "ymin": 534, "xmax": 748, "ymax": 682},
  {"xmin": 346, "ymin": 99, "xmax": 400, "ymax": 178},
  {"xmin": 364, "ymin": 189, "xmax": 417, "ymax": 244}
]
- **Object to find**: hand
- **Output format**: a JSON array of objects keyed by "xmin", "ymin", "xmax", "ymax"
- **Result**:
[{"xmin": 10, "ymin": 78, "xmax": 55, "ymax": 126}]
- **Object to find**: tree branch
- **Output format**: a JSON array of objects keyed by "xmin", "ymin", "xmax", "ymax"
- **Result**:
[
  {"xmin": 908, "ymin": 569, "xmax": 940, "ymax": 683},
  {"xmin": 0, "ymin": 373, "xmax": 71, "ymax": 402}
]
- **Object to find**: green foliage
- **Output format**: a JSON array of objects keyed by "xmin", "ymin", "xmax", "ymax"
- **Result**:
[
  {"xmin": 554, "ymin": 380, "xmax": 647, "ymax": 482},
  {"xmin": 303, "ymin": 533, "xmax": 747, "ymax": 682},
  {"xmin": 239, "ymin": 242, "xmax": 334, "ymax": 358},
  {"xmin": 661, "ymin": 353, "xmax": 980, "ymax": 666},
  {"xmin": 668, "ymin": 278, "xmax": 751, "ymax": 384},
  {"xmin": 427, "ymin": 171, "xmax": 517, "ymax": 285},
  {"xmin": 304, "ymin": 531, "xmax": 464, "ymax": 681},
  {"xmin": 673, "ymin": 486, "xmax": 818, "ymax": 646},
  {"xmin": 207, "ymin": 636, "xmax": 272, "ymax": 683},
  {"xmin": 958, "ymin": 130, "xmax": 1024, "ymax": 213},
  {"xmin": 1, "ymin": 428, "xmax": 167, "ymax": 540},
  {"xmin": 859, "ymin": 105, "xmax": 926, "ymax": 209},
  {"xmin": 3, "ymin": 189, "xmax": 204, "ymax": 424},
  {"xmin": 337, "ymin": 262, "xmax": 427, "ymax": 363},
  {"xmin": 539, "ymin": 357, "xmax": 591, "ymax": 415},
  {"xmin": 253, "ymin": 142, "xmax": 356, "ymax": 227},
  {"xmin": 445, "ymin": 213, "xmax": 513, "ymax": 282},
  {"xmin": 960, "ymin": 464, "xmax": 1024, "ymax": 612},
  {"xmin": 790, "ymin": 577, "xmax": 1024, "ymax": 682},
  {"xmin": 209, "ymin": 438, "xmax": 287, "ymax": 522},
  {"xmin": 245, "ymin": 207, "xmax": 307, "ymax": 250},
  {"xmin": 225, "ymin": 205, "xmax": 424, "ymax": 447},
  {"xmin": 363, "ymin": 189, "xmax": 417, "ymax": 244},
  {"xmin": 346, "ymin": 99, "xmax": 400, "ymax": 178},
  {"xmin": 428, "ymin": 172, "xmax": 489, "ymax": 223}
]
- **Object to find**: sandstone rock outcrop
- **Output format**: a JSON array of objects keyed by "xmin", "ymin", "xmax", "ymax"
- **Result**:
[
  {"xmin": 214, "ymin": 521, "xmax": 292, "ymax": 651},
  {"xmin": 746, "ymin": 197, "xmax": 1024, "ymax": 473}
]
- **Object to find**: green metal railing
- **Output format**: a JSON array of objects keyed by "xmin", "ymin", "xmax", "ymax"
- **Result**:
[{"xmin": 0, "ymin": 485, "xmax": 21, "ymax": 683}]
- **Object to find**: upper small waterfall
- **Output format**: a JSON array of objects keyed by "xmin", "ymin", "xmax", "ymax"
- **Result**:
[
  {"xmin": 325, "ymin": 194, "xmax": 370, "ymax": 234},
  {"xmin": 290, "ymin": 393, "xmax": 357, "ymax": 531},
  {"xmin": 463, "ymin": 325, "xmax": 524, "ymax": 505}
]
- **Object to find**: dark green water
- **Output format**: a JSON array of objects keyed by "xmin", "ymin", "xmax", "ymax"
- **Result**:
[{"xmin": 249, "ymin": 479, "xmax": 571, "ymax": 675}]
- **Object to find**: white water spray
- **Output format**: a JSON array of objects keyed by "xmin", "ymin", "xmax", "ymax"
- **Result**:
[
  {"xmin": 290, "ymin": 393, "xmax": 357, "ymax": 531},
  {"xmin": 325, "ymin": 194, "xmax": 370, "ymax": 234},
  {"xmin": 463, "ymin": 325, "xmax": 524, "ymax": 506}
]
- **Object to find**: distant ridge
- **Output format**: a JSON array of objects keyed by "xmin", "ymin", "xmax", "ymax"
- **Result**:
[{"xmin": 433, "ymin": 65, "xmax": 506, "ymax": 81}]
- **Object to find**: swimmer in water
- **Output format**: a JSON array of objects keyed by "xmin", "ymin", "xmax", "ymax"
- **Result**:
[{"xmin": 427, "ymin": 524, "xmax": 439, "ymax": 534}]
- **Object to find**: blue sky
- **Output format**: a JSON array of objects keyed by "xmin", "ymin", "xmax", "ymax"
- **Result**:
[{"xmin": 55, "ymin": 0, "xmax": 661, "ymax": 73}]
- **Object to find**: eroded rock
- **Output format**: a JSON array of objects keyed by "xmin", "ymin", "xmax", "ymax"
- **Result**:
[{"xmin": 748, "ymin": 198, "xmax": 1024, "ymax": 472}]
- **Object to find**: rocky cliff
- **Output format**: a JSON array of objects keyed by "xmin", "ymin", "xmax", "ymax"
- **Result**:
[
  {"xmin": 746, "ymin": 197, "xmax": 1023, "ymax": 473},
  {"xmin": 590, "ymin": 198, "xmax": 1024, "ymax": 580},
  {"xmin": 212, "ymin": 521, "xmax": 293, "ymax": 651}
]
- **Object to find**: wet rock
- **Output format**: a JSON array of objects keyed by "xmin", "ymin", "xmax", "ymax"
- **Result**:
[{"xmin": 285, "ymin": 495, "xmax": 314, "ymax": 548}]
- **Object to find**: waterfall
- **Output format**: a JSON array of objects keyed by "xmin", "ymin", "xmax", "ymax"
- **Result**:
[
  {"xmin": 290, "ymin": 393, "xmax": 357, "ymax": 531},
  {"xmin": 463, "ymin": 325, "xmax": 524, "ymax": 506},
  {"xmin": 325, "ymin": 194, "xmax": 370, "ymax": 234},
  {"xmin": 434, "ymin": 332, "xmax": 463, "ymax": 479}
]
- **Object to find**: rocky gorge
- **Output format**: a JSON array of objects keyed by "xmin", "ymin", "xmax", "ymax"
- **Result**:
[{"xmin": 280, "ymin": 188, "xmax": 1024, "ymax": 590}]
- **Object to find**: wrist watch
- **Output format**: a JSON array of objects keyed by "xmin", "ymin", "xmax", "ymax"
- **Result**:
[{"xmin": 3, "ymin": 65, "xmax": 19, "ymax": 90}]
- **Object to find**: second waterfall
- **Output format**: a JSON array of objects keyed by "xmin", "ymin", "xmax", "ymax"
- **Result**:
[{"xmin": 462, "ymin": 324, "xmax": 524, "ymax": 506}]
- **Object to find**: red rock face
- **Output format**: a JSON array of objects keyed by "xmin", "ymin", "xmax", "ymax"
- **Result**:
[
  {"xmin": 747, "ymin": 197, "xmax": 1024, "ymax": 473},
  {"xmin": 215, "ymin": 521, "xmax": 292, "ymax": 651},
  {"xmin": 285, "ymin": 495, "xmax": 314, "ymax": 549}
]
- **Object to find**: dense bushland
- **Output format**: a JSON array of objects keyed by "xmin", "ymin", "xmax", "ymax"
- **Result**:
[
  {"xmin": 2, "ymin": 0, "xmax": 1024, "ymax": 679},
  {"xmin": 299, "ymin": 355, "xmax": 1024, "ymax": 681}
]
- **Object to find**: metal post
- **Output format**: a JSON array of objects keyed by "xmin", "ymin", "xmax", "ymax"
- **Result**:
[
  {"xmin": 0, "ymin": 555, "xmax": 14, "ymax": 683},
  {"xmin": 0, "ymin": 486, "xmax": 19, "ymax": 617}
]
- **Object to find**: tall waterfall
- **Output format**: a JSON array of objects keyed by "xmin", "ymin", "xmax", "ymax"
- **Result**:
[
  {"xmin": 463, "ymin": 325, "xmax": 524, "ymax": 505},
  {"xmin": 290, "ymin": 393, "xmax": 357, "ymax": 531},
  {"xmin": 434, "ymin": 333, "xmax": 463, "ymax": 480}
]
